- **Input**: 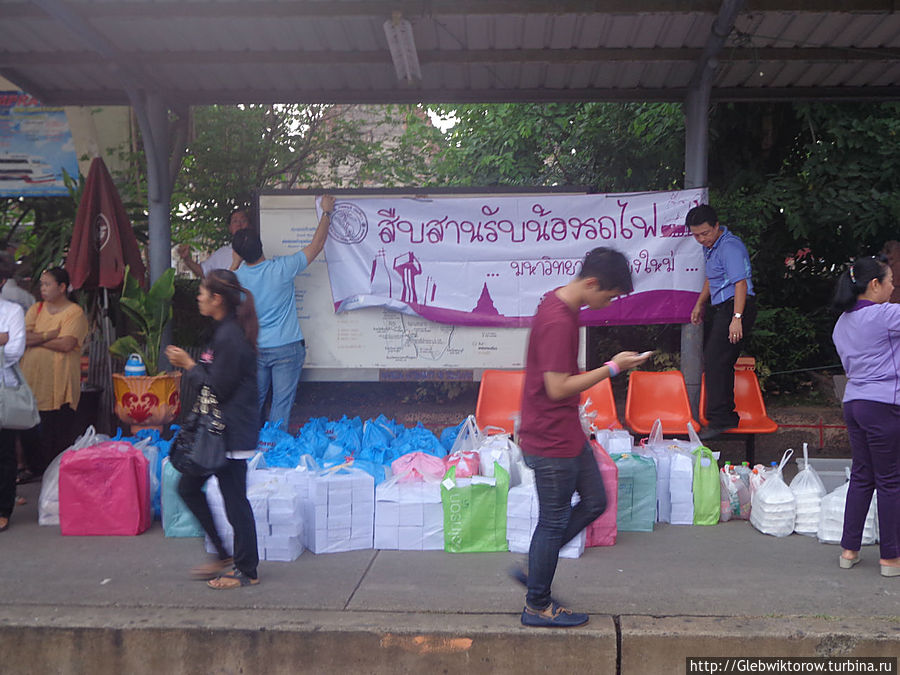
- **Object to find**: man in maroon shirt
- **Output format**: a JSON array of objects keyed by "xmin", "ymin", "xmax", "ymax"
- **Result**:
[{"xmin": 516, "ymin": 247, "xmax": 651, "ymax": 628}]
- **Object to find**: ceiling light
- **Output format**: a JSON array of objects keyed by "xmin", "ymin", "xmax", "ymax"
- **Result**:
[{"xmin": 383, "ymin": 13, "xmax": 421, "ymax": 82}]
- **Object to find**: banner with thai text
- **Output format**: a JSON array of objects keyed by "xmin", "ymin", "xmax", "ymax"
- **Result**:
[
  {"xmin": 0, "ymin": 91, "xmax": 79, "ymax": 197},
  {"xmin": 319, "ymin": 189, "xmax": 707, "ymax": 327}
]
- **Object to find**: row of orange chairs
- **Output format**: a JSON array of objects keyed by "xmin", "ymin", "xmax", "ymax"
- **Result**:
[{"xmin": 475, "ymin": 368, "xmax": 777, "ymax": 439}]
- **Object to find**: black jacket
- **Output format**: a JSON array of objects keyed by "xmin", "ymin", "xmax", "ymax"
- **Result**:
[{"xmin": 183, "ymin": 315, "xmax": 259, "ymax": 452}]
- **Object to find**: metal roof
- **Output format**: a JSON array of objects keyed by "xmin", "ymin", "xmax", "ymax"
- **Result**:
[{"xmin": 2, "ymin": 0, "xmax": 900, "ymax": 106}]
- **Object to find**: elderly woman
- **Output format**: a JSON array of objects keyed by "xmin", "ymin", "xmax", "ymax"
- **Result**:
[
  {"xmin": 19, "ymin": 267, "xmax": 89, "ymax": 478},
  {"xmin": 831, "ymin": 255, "xmax": 900, "ymax": 577},
  {"xmin": 0, "ymin": 256, "xmax": 27, "ymax": 532}
]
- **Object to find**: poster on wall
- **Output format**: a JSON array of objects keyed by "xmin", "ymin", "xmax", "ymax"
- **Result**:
[
  {"xmin": 0, "ymin": 91, "xmax": 79, "ymax": 197},
  {"xmin": 318, "ymin": 189, "xmax": 708, "ymax": 327}
]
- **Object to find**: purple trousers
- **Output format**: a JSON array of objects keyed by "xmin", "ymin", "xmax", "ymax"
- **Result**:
[{"xmin": 841, "ymin": 399, "xmax": 900, "ymax": 560}]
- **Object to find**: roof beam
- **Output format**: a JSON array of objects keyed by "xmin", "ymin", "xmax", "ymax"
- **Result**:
[
  {"xmin": 3, "ymin": 47, "xmax": 899, "ymax": 69},
  {"xmin": 4, "ymin": 1, "xmax": 899, "ymax": 20}
]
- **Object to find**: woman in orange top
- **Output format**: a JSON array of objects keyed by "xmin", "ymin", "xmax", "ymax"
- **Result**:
[{"xmin": 19, "ymin": 268, "xmax": 89, "ymax": 476}]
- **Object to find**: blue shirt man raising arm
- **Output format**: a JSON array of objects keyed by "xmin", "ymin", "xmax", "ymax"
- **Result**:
[
  {"xmin": 232, "ymin": 195, "xmax": 335, "ymax": 428},
  {"xmin": 687, "ymin": 204, "xmax": 756, "ymax": 441}
]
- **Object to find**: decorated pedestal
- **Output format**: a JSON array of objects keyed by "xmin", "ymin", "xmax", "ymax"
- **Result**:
[{"xmin": 112, "ymin": 372, "xmax": 182, "ymax": 432}]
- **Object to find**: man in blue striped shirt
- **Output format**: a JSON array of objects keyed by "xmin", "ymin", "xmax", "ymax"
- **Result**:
[{"xmin": 687, "ymin": 205, "xmax": 757, "ymax": 441}]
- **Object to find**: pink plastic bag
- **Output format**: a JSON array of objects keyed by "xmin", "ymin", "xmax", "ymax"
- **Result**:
[
  {"xmin": 585, "ymin": 440, "xmax": 619, "ymax": 547},
  {"xmin": 391, "ymin": 452, "xmax": 447, "ymax": 482},
  {"xmin": 445, "ymin": 450, "xmax": 480, "ymax": 478},
  {"xmin": 59, "ymin": 441, "xmax": 151, "ymax": 536}
]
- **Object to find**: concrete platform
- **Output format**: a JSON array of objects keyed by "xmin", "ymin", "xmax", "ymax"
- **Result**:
[{"xmin": 2, "ymin": 481, "xmax": 898, "ymax": 674}]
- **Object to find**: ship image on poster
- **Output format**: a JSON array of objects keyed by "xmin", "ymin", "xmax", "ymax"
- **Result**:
[{"xmin": 0, "ymin": 91, "xmax": 79, "ymax": 197}]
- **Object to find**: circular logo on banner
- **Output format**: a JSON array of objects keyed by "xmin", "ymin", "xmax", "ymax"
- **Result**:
[
  {"xmin": 95, "ymin": 213, "xmax": 111, "ymax": 251},
  {"xmin": 329, "ymin": 203, "xmax": 368, "ymax": 245}
]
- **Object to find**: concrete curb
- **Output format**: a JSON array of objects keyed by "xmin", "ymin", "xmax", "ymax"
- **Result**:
[
  {"xmin": 0, "ymin": 605, "xmax": 617, "ymax": 675},
  {"xmin": 3, "ymin": 606, "xmax": 899, "ymax": 674}
]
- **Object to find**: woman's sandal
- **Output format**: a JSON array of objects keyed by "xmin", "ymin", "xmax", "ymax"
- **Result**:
[
  {"xmin": 207, "ymin": 568, "xmax": 259, "ymax": 590},
  {"xmin": 189, "ymin": 556, "xmax": 233, "ymax": 581}
]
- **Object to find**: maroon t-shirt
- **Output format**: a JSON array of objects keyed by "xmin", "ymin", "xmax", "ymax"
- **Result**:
[{"xmin": 518, "ymin": 290, "xmax": 585, "ymax": 458}]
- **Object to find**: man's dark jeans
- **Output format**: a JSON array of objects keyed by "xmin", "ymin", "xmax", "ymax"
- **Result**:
[{"xmin": 523, "ymin": 442, "xmax": 607, "ymax": 609}]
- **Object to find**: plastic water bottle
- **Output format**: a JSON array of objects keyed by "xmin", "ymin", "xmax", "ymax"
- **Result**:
[
  {"xmin": 734, "ymin": 461, "xmax": 751, "ymax": 488},
  {"xmin": 124, "ymin": 353, "xmax": 146, "ymax": 376}
]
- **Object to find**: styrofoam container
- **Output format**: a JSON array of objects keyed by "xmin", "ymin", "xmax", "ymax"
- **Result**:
[{"xmin": 796, "ymin": 457, "xmax": 851, "ymax": 494}]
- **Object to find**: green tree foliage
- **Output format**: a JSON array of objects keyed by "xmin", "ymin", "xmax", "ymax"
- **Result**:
[{"xmin": 424, "ymin": 102, "xmax": 684, "ymax": 191}]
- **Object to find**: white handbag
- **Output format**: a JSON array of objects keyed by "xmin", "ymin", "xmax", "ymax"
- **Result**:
[{"xmin": 0, "ymin": 346, "xmax": 40, "ymax": 430}]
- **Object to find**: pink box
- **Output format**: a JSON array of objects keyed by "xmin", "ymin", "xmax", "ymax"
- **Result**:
[{"xmin": 59, "ymin": 441, "xmax": 151, "ymax": 536}]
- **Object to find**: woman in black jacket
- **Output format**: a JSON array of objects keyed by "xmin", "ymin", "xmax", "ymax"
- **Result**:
[{"xmin": 165, "ymin": 269, "xmax": 261, "ymax": 589}]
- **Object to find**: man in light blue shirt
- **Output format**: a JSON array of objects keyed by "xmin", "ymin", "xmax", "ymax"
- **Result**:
[
  {"xmin": 232, "ymin": 195, "xmax": 335, "ymax": 427},
  {"xmin": 687, "ymin": 204, "xmax": 756, "ymax": 440}
]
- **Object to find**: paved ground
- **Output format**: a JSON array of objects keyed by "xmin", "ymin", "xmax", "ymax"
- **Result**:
[{"xmin": 4, "ymin": 481, "xmax": 896, "ymax": 618}]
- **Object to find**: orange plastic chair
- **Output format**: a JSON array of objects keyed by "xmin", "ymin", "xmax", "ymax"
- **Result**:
[
  {"xmin": 699, "ymin": 371, "xmax": 778, "ymax": 434},
  {"xmin": 699, "ymin": 370, "xmax": 778, "ymax": 465},
  {"xmin": 580, "ymin": 378, "xmax": 622, "ymax": 430},
  {"xmin": 475, "ymin": 370, "xmax": 525, "ymax": 435},
  {"xmin": 624, "ymin": 370, "xmax": 700, "ymax": 436}
]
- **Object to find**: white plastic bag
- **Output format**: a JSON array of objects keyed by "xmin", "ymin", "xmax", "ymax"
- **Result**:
[
  {"xmin": 790, "ymin": 443, "xmax": 827, "ymax": 536},
  {"xmin": 750, "ymin": 448, "xmax": 796, "ymax": 537},
  {"xmin": 38, "ymin": 425, "xmax": 110, "ymax": 526},
  {"xmin": 449, "ymin": 415, "xmax": 483, "ymax": 456},
  {"xmin": 816, "ymin": 468, "xmax": 878, "ymax": 545}
]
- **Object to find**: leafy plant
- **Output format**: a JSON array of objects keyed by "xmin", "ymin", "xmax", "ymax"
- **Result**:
[{"xmin": 108, "ymin": 265, "xmax": 175, "ymax": 376}]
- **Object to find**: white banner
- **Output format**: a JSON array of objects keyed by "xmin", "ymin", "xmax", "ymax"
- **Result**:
[{"xmin": 319, "ymin": 189, "xmax": 707, "ymax": 326}]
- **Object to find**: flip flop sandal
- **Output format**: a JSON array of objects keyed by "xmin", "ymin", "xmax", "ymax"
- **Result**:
[
  {"xmin": 190, "ymin": 556, "xmax": 233, "ymax": 581},
  {"xmin": 207, "ymin": 569, "xmax": 259, "ymax": 590}
]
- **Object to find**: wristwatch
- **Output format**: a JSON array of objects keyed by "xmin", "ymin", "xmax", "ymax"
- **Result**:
[{"xmin": 733, "ymin": 313, "xmax": 743, "ymax": 319}]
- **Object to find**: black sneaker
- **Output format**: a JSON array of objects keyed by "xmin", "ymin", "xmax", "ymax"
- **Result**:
[{"xmin": 521, "ymin": 602, "xmax": 589, "ymax": 628}]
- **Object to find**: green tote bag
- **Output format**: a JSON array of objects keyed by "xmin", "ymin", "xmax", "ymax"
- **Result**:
[{"xmin": 441, "ymin": 462, "xmax": 509, "ymax": 553}]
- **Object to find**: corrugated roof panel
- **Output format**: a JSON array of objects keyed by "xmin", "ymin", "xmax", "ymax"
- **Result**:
[
  {"xmin": 640, "ymin": 62, "xmax": 675, "ymax": 90},
  {"xmin": 493, "ymin": 15, "xmax": 524, "ymax": 51},
  {"xmin": 860, "ymin": 15, "xmax": 900, "ymax": 48},
  {"xmin": 868, "ymin": 63, "xmax": 900, "ymax": 86},
  {"xmin": 795, "ymin": 62, "xmax": 833, "ymax": 87},
  {"xmin": 715, "ymin": 61, "xmax": 759, "ymax": 88},
  {"xmin": 769, "ymin": 61, "xmax": 809, "ymax": 88},
  {"xmin": 576, "ymin": 14, "xmax": 614, "ymax": 49},
  {"xmin": 545, "ymin": 14, "xmax": 578, "ymax": 50},
  {"xmin": 543, "ymin": 64, "xmax": 572, "ymax": 90},
  {"xmin": 432, "ymin": 16, "xmax": 471, "ymax": 51},
  {"xmin": 632, "ymin": 14, "xmax": 671, "ymax": 49},
  {"xmin": 605, "ymin": 15, "xmax": 642, "ymax": 49},
  {"xmin": 521, "ymin": 14, "xmax": 550, "ymax": 49},
  {"xmin": 613, "ymin": 63, "xmax": 643, "ymax": 89},
  {"xmin": 12, "ymin": 18, "xmax": 86, "ymax": 51},
  {"xmin": 565, "ymin": 63, "xmax": 594, "ymax": 90},
  {"xmin": 518, "ymin": 62, "xmax": 544, "ymax": 90},
  {"xmin": 806, "ymin": 14, "xmax": 857, "ymax": 49}
]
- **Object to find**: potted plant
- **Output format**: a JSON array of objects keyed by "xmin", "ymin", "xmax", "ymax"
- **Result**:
[{"xmin": 109, "ymin": 266, "xmax": 181, "ymax": 429}]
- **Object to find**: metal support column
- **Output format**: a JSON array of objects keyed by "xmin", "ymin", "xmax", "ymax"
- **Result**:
[{"xmin": 682, "ymin": 0, "xmax": 746, "ymax": 417}]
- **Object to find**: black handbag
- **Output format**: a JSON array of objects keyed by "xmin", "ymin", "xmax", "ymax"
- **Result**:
[{"xmin": 170, "ymin": 384, "xmax": 227, "ymax": 477}]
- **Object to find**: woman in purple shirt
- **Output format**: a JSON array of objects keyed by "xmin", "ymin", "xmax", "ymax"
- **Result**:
[{"xmin": 830, "ymin": 255, "xmax": 899, "ymax": 577}]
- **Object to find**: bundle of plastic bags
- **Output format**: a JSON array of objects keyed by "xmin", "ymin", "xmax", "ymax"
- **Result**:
[
  {"xmin": 39, "ymin": 425, "xmax": 111, "ymax": 526},
  {"xmin": 790, "ymin": 443, "xmax": 827, "ymax": 536},
  {"xmin": 816, "ymin": 467, "xmax": 879, "ymax": 545},
  {"xmin": 750, "ymin": 449, "xmax": 795, "ymax": 537}
]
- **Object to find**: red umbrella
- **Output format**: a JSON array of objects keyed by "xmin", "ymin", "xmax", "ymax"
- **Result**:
[{"xmin": 66, "ymin": 156, "xmax": 145, "ymax": 290}]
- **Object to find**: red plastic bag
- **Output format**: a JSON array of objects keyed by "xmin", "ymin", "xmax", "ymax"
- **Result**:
[
  {"xmin": 445, "ymin": 450, "xmax": 480, "ymax": 478},
  {"xmin": 59, "ymin": 441, "xmax": 151, "ymax": 536},
  {"xmin": 584, "ymin": 440, "xmax": 619, "ymax": 547}
]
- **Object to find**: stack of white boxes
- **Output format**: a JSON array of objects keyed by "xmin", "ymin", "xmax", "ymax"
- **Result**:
[
  {"xmin": 374, "ymin": 479, "xmax": 444, "ymax": 550},
  {"xmin": 669, "ymin": 452, "xmax": 695, "ymax": 525},
  {"xmin": 262, "ymin": 469, "xmax": 309, "ymax": 561},
  {"xmin": 506, "ymin": 484, "xmax": 585, "ymax": 558},
  {"xmin": 304, "ymin": 468, "xmax": 374, "ymax": 553},
  {"xmin": 204, "ymin": 468, "xmax": 310, "ymax": 562}
]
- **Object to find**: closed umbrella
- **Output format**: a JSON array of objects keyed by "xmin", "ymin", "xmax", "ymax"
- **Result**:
[
  {"xmin": 66, "ymin": 156, "xmax": 145, "ymax": 290},
  {"xmin": 66, "ymin": 156, "xmax": 147, "ymax": 433}
]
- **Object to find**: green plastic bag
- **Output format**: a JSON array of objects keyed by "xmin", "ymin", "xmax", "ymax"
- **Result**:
[
  {"xmin": 692, "ymin": 445, "xmax": 720, "ymax": 526},
  {"xmin": 441, "ymin": 462, "xmax": 509, "ymax": 553}
]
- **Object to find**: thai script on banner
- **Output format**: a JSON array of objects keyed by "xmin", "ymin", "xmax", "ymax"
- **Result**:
[{"xmin": 321, "ymin": 190, "xmax": 708, "ymax": 328}]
